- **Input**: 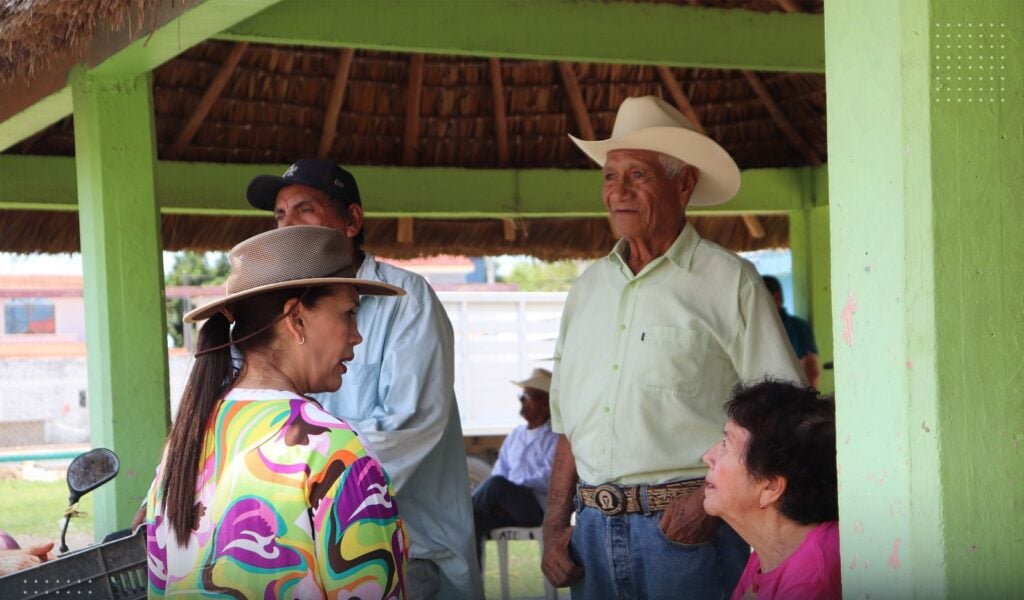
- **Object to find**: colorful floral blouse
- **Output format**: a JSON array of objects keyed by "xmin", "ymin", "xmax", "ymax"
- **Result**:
[{"xmin": 145, "ymin": 388, "xmax": 406, "ymax": 598}]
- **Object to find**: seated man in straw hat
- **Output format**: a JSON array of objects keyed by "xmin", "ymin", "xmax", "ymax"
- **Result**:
[
  {"xmin": 246, "ymin": 160, "xmax": 481, "ymax": 600},
  {"xmin": 542, "ymin": 96, "xmax": 805, "ymax": 599},
  {"xmin": 471, "ymin": 368, "xmax": 559, "ymax": 565}
]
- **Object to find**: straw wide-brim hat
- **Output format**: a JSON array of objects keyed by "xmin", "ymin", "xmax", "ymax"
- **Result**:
[
  {"xmin": 512, "ymin": 368, "xmax": 552, "ymax": 394},
  {"xmin": 569, "ymin": 95, "xmax": 741, "ymax": 206},
  {"xmin": 184, "ymin": 226, "xmax": 404, "ymax": 323}
]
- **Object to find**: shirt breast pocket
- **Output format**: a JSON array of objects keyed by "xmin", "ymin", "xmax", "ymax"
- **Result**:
[{"xmin": 640, "ymin": 325, "xmax": 709, "ymax": 397}]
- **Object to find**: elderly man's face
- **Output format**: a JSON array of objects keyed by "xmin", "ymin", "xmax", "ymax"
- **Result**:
[
  {"xmin": 274, "ymin": 184, "xmax": 351, "ymax": 232},
  {"xmin": 518, "ymin": 388, "xmax": 551, "ymax": 429},
  {"xmin": 602, "ymin": 149, "xmax": 694, "ymax": 245}
]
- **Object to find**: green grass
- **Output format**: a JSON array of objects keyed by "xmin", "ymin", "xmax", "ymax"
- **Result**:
[
  {"xmin": 481, "ymin": 538, "xmax": 562, "ymax": 599},
  {"xmin": 0, "ymin": 478, "xmax": 94, "ymax": 549}
]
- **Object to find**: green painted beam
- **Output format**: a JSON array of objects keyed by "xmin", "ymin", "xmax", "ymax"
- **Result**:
[
  {"xmin": 0, "ymin": 0, "xmax": 284, "ymax": 152},
  {"xmin": 0, "ymin": 156, "xmax": 810, "ymax": 216},
  {"xmin": 88, "ymin": 0, "xmax": 283, "ymax": 78},
  {"xmin": 219, "ymin": 0, "xmax": 824, "ymax": 73},
  {"xmin": 72, "ymin": 72, "xmax": 171, "ymax": 536},
  {"xmin": 0, "ymin": 88, "xmax": 72, "ymax": 154}
]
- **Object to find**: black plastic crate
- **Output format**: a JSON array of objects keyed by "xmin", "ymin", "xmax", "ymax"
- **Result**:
[{"xmin": 0, "ymin": 527, "xmax": 146, "ymax": 599}]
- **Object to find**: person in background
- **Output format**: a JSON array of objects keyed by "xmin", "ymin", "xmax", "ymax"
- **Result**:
[
  {"xmin": 762, "ymin": 275, "xmax": 821, "ymax": 388},
  {"xmin": 542, "ymin": 95, "xmax": 805, "ymax": 599},
  {"xmin": 145, "ymin": 226, "xmax": 406, "ymax": 598},
  {"xmin": 703, "ymin": 380, "xmax": 840, "ymax": 600},
  {"xmin": 247, "ymin": 159, "xmax": 481, "ymax": 599},
  {"xmin": 471, "ymin": 368, "xmax": 559, "ymax": 565}
]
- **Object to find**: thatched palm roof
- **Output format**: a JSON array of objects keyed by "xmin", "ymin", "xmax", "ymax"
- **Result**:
[{"xmin": 1, "ymin": 0, "xmax": 824, "ymax": 258}]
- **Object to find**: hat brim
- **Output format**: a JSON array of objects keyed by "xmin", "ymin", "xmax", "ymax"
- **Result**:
[
  {"xmin": 247, "ymin": 175, "xmax": 290, "ymax": 212},
  {"xmin": 569, "ymin": 127, "xmax": 741, "ymax": 206},
  {"xmin": 184, "ymin": 277, "xmax": 404, "ymax": 323},
  {"xmin": 511, "ymin": 377, "xmax": 551, "ymax": 394}
]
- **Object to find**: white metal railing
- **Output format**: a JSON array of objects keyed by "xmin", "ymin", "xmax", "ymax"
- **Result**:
[{"xmin": 438, "ymin": 292, "xmax": 566, "ymax": 436}]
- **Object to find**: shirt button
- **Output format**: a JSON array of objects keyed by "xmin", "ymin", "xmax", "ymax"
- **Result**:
[
  {"xmin": 603, "ymin": 406, "xmax": 610, "ymax": 413},
  {"xmin": 612, "ymin": 364, "xmax": 619, "ymax": 371},
  {"xmin": 619, "ymin": 324, "xmax": 626, "ymax": 331}
]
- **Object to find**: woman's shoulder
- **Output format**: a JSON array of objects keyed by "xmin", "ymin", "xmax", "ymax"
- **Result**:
[
  {"xmin": 778, "ymin": 522, "xmax": 841, "ymax": 598},
  {"xmin": 224, "ymin": 388, "xmax": 362, "ymax": 441}
]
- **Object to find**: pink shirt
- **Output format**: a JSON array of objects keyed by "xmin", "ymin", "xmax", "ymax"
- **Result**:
[{"xmin": 731, "ymin": 521, "xmax": 841, "ymax": 600}]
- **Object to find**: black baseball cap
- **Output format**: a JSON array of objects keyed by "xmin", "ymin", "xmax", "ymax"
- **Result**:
[{"xmin": 247, "ymin": 159, "xmax": 361, "ymax": 212}]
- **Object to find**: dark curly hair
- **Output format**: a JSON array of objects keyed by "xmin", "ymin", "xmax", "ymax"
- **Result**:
[{"xmin": 725, "ymin": 379, "xmax": 838, "ymax": 524}]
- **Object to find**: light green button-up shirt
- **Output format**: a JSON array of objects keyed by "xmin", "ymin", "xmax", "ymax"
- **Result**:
[{"xmin": 551, "ymin": 224, "xmax": 805, "ymax": 485}]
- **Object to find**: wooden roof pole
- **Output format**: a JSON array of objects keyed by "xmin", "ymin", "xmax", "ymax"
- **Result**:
[
  {"xmin": 168, "ymin": 42, "xmax": 249, "ymax": 159},
  {"xmin": 660, "ymin": 65, "xmax": 765, "ymax": 239},
  {"xmin": 400, "ymin": 54, "xmax": 425, "ymax": 243},
  {"xmin": 742, "ymin": 71, "xmax": 822, "ymax": 167},
  {"xmin": 403, "ymin": 54, "xmax": 425, "ymax": 166},
  {"xmin": 489, "ymin": 58, "xmax": 510, "ymax": 167},
  {"xmin": 657, "ymin": 66, "xmax": 704, "ymax": 134},
  {"xmin": 502, "ymin": 218, "xmax": 517, "ymax": 241},
  {"xmin": 490, "ymin": 58, "xmax": 514, "ymax": 240},
  {"xmin": 397, "ymin": 217, "xmax": 414, "ymax": 243},
  {"xmin": 774, "ymin": 0, "xmax": 802, "ymax": 13},
  {"xmin": 557, "ymin": 62, "xmax": 595, "ymax": 140},
  {"xmin": 317, "ymin": 48, "xmax": 355, "ymax": 158}
]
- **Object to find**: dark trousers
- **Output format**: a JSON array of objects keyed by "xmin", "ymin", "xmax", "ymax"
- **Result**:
[{"xmin": 472, "ymin": 475, "xmax": 544, "ymax": 565}]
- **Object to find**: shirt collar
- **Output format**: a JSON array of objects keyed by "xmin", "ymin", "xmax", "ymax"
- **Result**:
[
  {"xmin": 608, "ymin": 222, "xmax": 701, "ymax": 274},
  {"xmin": 355, "ymin": 252, "xmax": 379, "ymax": 279}
]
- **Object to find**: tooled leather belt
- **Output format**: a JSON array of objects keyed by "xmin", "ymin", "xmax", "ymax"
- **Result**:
[{"xmin": 577, "ymin": 479, "xmax": 705, "ymax": 516}]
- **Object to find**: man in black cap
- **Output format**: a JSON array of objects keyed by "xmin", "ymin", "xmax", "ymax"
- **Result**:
[{"xmin": 247, "ymin": 160, "xmax": 482, "ymax": 600}]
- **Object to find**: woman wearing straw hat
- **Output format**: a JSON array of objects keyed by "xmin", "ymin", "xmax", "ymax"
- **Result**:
[{"xmin": 144, "ymin": 226, "xmax": 407, "ymax": 599}]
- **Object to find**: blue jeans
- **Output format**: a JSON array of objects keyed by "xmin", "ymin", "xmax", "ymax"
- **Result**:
[{"xmin": 569, "ymin": 499, "xmax": 749, "ymax": 600}]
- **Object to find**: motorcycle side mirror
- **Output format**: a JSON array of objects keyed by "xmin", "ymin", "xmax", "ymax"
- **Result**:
[
  {"xmin": 66, "ymin": 448, "xmax": 119, "ymax": 503},
  {"xmin": 60, "ymin": 448, "xmax": 119, "ymax": 553}
]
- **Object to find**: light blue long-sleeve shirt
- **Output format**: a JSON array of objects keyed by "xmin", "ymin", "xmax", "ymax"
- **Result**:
[
  {"xmin": 314, "ymin": 253, "xmax": 482, "ymax": 600},
  {"xmin": 490, "ymin": 421, "xmax": 559, "ymax": 510}
]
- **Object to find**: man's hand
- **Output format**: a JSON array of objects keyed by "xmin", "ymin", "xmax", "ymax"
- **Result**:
[
  {"xmin": 541, "ymin": 523, "xmax": 583, "ymax": 588},
  {"xmin": 0, "ymin": 542, "xmax": 54, "ymax": 576},
  {"xmin": 542, "ymin": 435, "xmax": 584, "ymax": 587},
  {"xmin": 659, "ymin": 489, "xmax": 717, "ymax": 545}
]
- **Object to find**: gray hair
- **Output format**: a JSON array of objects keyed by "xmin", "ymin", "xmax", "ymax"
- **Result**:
[{"xmin": 657, "ymin": 153, "xmax": 691, "ymax": 179}]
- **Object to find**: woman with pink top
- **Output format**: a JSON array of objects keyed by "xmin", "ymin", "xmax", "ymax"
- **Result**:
[{"xmin": 702, "ymin": 381, "xmax": 840, "ymax": 600}]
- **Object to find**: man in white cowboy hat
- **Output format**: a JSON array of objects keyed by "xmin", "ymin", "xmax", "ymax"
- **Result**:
[
  {"xmin": 471, "ymin": 368, "xmax": 559, "ymax": 565},
  {"xmin": 542, "ymin": 96, "xmax": 804, "ymax": 599},
  {"xmin": 246, "ymin": 160, "xmax": 482, "ymax": 600}
]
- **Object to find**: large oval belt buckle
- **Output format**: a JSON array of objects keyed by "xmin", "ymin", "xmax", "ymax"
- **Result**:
[{"xmin": 593, "ymin": 483, "xmax": 626, "ymax": 516}]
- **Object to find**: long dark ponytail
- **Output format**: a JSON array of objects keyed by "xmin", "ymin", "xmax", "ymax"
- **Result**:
[
  {"xmin": 159, "ymin": 313, "xmax": 236, "ymax": 545},
  {"xmin": 159, "ymin": 286, "xmax": 339, "ymax": 546}
]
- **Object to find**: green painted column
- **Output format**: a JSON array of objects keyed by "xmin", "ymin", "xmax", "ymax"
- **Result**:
[
  {"xmin": 72, "ymin": 71, "xmax": 170, "ymax": 535},
  {"xmin": 808, "ymin": 205, "xmax": 833, "ymax": 395},
  {"xmin": 789, "ymin": 202, "xmax": 833, "ymax": 395},
  {"xmin": 826, "ymin": 1, "xmax": 1023, "ymax": 597}
]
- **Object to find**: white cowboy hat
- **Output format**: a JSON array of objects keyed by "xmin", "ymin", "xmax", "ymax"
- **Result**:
[
  {"xmin": 569, "ymin": 95, "xmax": 741, "ymax": 206},
  {"xmin": 184, "ymin": 225, "xmax": 403, "ymax": 323},
  {"xmin": 511, "ymin": 368, "xmax": 552, "ymax": 394}
]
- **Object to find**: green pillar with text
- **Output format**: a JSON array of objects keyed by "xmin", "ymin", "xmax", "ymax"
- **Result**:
[
  {"xmin": 72, "ymin": 71, "xmax": 170, "ymax": 535},
  {"xmin": 826, "ymin": 1, "xmax": 1023, "ymax": 597}
]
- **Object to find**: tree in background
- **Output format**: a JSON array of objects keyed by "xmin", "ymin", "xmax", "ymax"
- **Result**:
[
  {"xmin": 500, "ymin": 259, "xmax": 589, "ymax": 292},
  {"xmin": 165, "ymin": 252, "xmax": 229, "ymax": 347}
]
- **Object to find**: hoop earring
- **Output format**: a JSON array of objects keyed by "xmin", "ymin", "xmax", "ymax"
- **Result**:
[{"xmin": 298, "ymin": 336, "xmax": 305, "ymax": 345}]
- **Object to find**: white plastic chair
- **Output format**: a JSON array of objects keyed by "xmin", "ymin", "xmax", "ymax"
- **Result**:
[{"xmin": 483, "ymin": 526, "xmax": 558, "ymax": 600}]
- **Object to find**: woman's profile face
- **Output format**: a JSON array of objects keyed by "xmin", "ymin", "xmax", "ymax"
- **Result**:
[
  {"xmin": 298, "ymin": 285, "xmax": 363, "ymax": 394},
  {"xmin": 701, "ymin": 420, "xmax": 761, "ymax": 522}
]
